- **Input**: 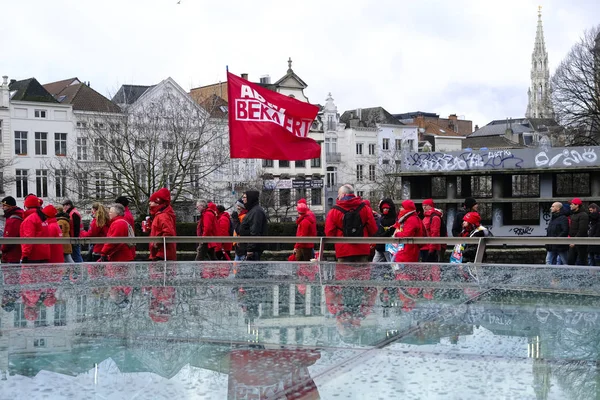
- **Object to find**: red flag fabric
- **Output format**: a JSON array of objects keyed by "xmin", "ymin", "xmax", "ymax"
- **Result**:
[{"xmin": 227, "ymin": 72, "xmax": 321, "ymax": 161}]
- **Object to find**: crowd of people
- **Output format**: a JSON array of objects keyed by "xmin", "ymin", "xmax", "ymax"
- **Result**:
[{"xmin": 2, "ymin": 184, "xmax": 599, "ymax": 266}]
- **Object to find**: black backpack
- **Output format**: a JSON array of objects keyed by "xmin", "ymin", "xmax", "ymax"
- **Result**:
[{"xmin": 333, "ymin": 203, "xmax": 366, "ymax": 237}]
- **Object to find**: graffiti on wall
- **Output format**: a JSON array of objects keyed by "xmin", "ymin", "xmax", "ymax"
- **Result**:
[
  {"xmin": 509, "ymin": 226, "xmax": 535, "ymax": 236},
  {"xmin": 535, "ymin": 148, "xmax": 597, "ymax": 167}
]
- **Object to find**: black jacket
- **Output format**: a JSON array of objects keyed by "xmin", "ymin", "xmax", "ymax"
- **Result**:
[
  {"xmin": 237, "ymin": 191, "xmax": 268, "ymax": 253},
  {"xmin": 569, "ymin": 209, "xmax": 589, "ymax": 238},
  {"xmin": 462, "ymin": 227, "xmax": 490, "ymax": 263},
  {"xmin": 589, "ymin": 212, "xmax": 600, "ymax": 253},
  {"xmin": 546, "ymin": 210, "xmax": 570, "ymax": 252},
  {"xmin": 452, "ymin": 208, "xmax": 472, "ymax": 237},
  {"xmin": 375, "ymin": 199, "xmax": 397, "ymax": 252}
]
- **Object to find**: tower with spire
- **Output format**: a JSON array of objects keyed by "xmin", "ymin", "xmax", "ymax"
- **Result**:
[{"xmin": 526, "ymin": 6, "xmax": 554, "ymax": 119}]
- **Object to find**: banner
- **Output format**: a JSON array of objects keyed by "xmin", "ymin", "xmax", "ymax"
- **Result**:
[{"xmin": 227, "ymin": 72, "xmax": 321, "ymax": 161}]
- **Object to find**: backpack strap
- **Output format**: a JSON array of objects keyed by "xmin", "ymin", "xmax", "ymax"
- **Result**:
[
  {"xmin": 332, "ymin": 205, "xmax": 348, "ymax": 214},
  {"xmin": 9, "ymin": 214, "xmax": 23, "ymax": 221}
]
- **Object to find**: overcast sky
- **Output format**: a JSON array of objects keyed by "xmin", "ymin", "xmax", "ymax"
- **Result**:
[{"xmin": 3, "ymin": 0, "xmax": 599, "ymax": 129}]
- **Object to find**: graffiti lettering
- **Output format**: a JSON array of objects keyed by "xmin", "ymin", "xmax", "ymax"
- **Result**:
[
  {"xmin": 509, "ymin": 227, "xmax": 534, "ymax": 236},
  {"xmin": 535, "ymin": 148, "xmax": 597, "ymax": 167},
  {"xmin": 407, "ymin": 151, "xmax": 524, "ymax": 172}
]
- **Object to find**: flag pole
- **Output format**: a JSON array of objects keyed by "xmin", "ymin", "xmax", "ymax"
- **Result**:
[{"xmin": 226, "ymin": 65, "xmax": 235, "ymax": 205}]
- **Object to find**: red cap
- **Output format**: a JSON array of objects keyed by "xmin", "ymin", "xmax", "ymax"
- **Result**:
[
  {"xmin": 422, "ymin": 199, "xmax": 435, "ymax": 208},
  {"xmin": 42, "ymin": 205, "xmax": 57, "ymax": 218},
  {"xmin": 463, "ymin": 212, "xmax": 481, "ymax": 226},
  {"xmin": 401, "ymin": 200, "xmax": 416, "ymax": 211},
  {"xmin": 297, "ymin": 203, "xmax": 309, "ymax": 214},
  {"xmin": 570, "ymin": 198, "xmax": 582, "ymax": 206},
  {"xmin": 149, "ymin": 188, "xmax": 171, "ymax": 204},
  {"xmin": 297, "ymin": 198, "xmax": 307, "ymax": 205},
  {"xmin": 24, "ymin": 195, "xmax": 42, "ymax": 209}
]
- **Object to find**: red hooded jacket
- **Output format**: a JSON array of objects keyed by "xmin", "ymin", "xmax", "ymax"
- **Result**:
[
  {"xmin": 46, "ymin": 217, "xmax": 64, "ymax": 263},
  {"xmin": 1, "ymin": 206, "xmax": 24, "ymax": 263},
  {"xmin": 197, "ymin": 207, "xmax": 218, "ymax": 249},
  {"xmin": 393, "ymin": 210, "xmax": 425, "ymax": 263},
  {"xmin": 422, "ymin": 208, "xmax": 443, "ymax": 252},
  {"xmin": 20, "ymin": 209, "xmax": 51, "ymax": 262},
  {"xmin": 80, "ymin": 218, "xmax": 110, "ymax": 254},
  {"xmin": 295, "ymin": 210, "xmax": 317, "ymax": 249},
  {"xmin": 217, "ymin": 211, "xmax": 233, "ymax": 251},
  {"xmin": 325, "ymin": 196, "xmax": 378, "ymax": 258},
  {"xmin": 124, "ymin": 206, "xmax": 135, "ymax": 227},
  {"xmin": 100, "ymin": 216, "xmax": 135, "ymax": 261},
  {"xmin": 149, "ymin": 204, "xmax": 177, "ymax": 261}
]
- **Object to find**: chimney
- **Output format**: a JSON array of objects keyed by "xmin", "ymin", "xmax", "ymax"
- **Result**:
[
  {"xmin": 1, "ymin": 75, "xmax": 10, "ymax": 108},
  {"xmin": 259, "ymin": 75, "xmax": 271, "ymax": 84},
  {"xmin": 2, "ymin": 76, "xmax": 7, "ymax": 86},
  {"xmin": 414, "ymin": 115, "xmax": 426, "ymax": 129},
  {"xmin": 448, "ymin": 114, "xmax": 458, "ymax": 132},
  {"xmin": 241, "ymin": 73, "xmax": 249, "ymax": 80}
]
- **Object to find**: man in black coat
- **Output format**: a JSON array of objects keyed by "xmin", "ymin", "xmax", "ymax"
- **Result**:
[
  {"xmin": 545, "ymin": 202, "xmax": 569, "ymax": 265},
  {"xmin": 452, "ymin": 197, "xmax": 477, "ymax": 237},
  {"xmin": 588, "ymin": 203, "xmax": 600, "ymax": 266},
  {"xmin": 567, "ymin": 198, "xmax": 589, "ymax": 265},
  {"xmin": 373, "ymin": 199, "xmax": 397, "ymax": 262},
  {"xmin": 238, "ymin": 190, "xmax": 268, "ymax": 261}
]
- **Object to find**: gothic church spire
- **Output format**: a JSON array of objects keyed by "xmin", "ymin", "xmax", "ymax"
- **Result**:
[{"xmin": 526, "ymin": 7, "xmax": 554, "ymax": 119}]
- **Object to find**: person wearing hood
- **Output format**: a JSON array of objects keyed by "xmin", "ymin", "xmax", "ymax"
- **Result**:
[
  {"xmin": 1, "ymin": 196, "xmax": 24, "ymax": 263},
  {"xmin": 458, "ymin": 211, "xmax": 490, "ymax": 264},
  {"xmin": 238, "ymin": 190, "xmax": 268, "ymax": 261},
  {"xmin": 56, "ymin": 207, "xmax": 74, "ymax": 263},
  {"xmin": 215, "ymin": 204, "xmax": 233, "ymax": 260},
  {"xmin": 373, "ymin": 199, "xmax": 397, "ymax": 263},
  {"xmin": 294, "ymin": 199, "xmax": 317, "ymax": 261},
  {"xmin": 99, "ymin": 203, "xmax": 135, "ymax": 262},
  {"xmin": 421, "ymin": 199, "xmax": 444, "ymax": 262},
  {"xmin": 195, "ymin": 199, "xmax": 218, "ymax": 261},
  {"xmin": 325, "ymin": 184, "xmax": 378, "ymax": 262},
  {"xmin": 148, "ymin": 188, "xmax": 177, "ymax": 261},
  {"xmin": 452, "ymin": 197, "xmax": 477, "ymax": 237},
  {"xmin": 393, "ymin": 200, "xmax": 425, "ymax": 263},
  {"xmin": 545, "ymin": 202, "xmax": 569, "ymax": 265},
  {"xmin": 20, "ymin": 195, "xmax": 50, "ymax": 264},
  {"xmin": 567, "ymin": 198, "xmax": 589, "ymax": 265},
  {"xmin": 115, "ymin": 196, "xmax": 135, "ymax": 226},
  {"xmin": 588, "ymin": 203, "xmax": 600, "ymax": 266},
  {"xmin": 42, "ymin": 205, "xmax": 64, "ymax": 264}
]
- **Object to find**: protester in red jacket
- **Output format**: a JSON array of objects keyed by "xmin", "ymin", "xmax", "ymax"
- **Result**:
[
  {"xmin": 1, "ymin": 196, "xmax": 24, "ymax": 263},
  {"xmin": 216, "ymin": 205, "xmax": 233, "ymax": 260},
  {"xmin": 148, "ymin": 188, "xmax": 177, "ymax": 261},
  {"xmin": 115, "ymin": 196, "xmax": 135, "ymax": 226},
  {"xmin": 195, "ymin": 199, "xmax": 218, "ymax": 260},
  {"xmin": 99, "ymin": 204, "xmax": 135, "ymax": 262},
  {"xmin": 393, "ymin": 200, "xmax": 426, "ymax": 263},
  {"xmin": 42, "ymin": 205, "xmax": 64, "ymax": 264},
  {"xmin": 80, "ymin": 202, "xmax": 111, "ymax": 258},
  {"xmin": 325, "ymin": 184, "xmax": 378, "ymax": 262},
  {"xmin": 295, "ymin": 199, "xmax": 317, "ymax": 261},
  {"xmin": 421, "ymin": 198, "xmax": 444, "ymax": 262},
  {"xmin": 20, "ymin": 195, "xmax": 51, "ymax": 263}
]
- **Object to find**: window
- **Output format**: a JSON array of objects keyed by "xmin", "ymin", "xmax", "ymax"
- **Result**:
[
  {"xmin": 93, "ymin": 122, "xmax": 105, "ymax": 129},
  {"xmin": 554, "ymin": 173, "xmax": 590, "ymax": 197},
  {"xmin": 77, "ymin": 172, "xmax": 88, "ymax": 200},
  {"xmin": 395, "ymin": 139, "xmax": 402, "ymax": 151},
  {"xmin": 478, "ymin": 203, "xmax": 492, "ymax": 224},
  {"xmin": 54, "ymin": 133, "xmax": 67, "ymax": 156},
  {"xmin": 14, "ymin": 303, "xmax": 27, "ymax": 327},
  {"xmin": 34, "ymin": 110, "xmax": 47, "ymax": 119},
  {"xmin": 382, "ymin": 159, "xmax": 390, "ymax": 165},
  {"xmin": 368, "ymin": 165, "xmax": 376, "ymax": 181},
  {"xmin": 311, "ymin": 188, "xmax": 322, "ymax": 205},
  {"xmin": 507, "ymin": 203, "xmax": 539, "ymax": 224},
  {"xmin": 382, "ymin": 138, "xmax": 390, "ymax": 150},
  {"xmin": 311, "ymin": 157, "xmax": 321, "ymax": 168},
  {"xmin": 190, "ymin": 165, "xmax": 201, "ymax": 189},
  {"xmin": 325, "ymin": 137, "xmax": 337, "ymax": 154},
  {"xmin": 34, "ymin": 305, "xmax": 47, "ymax": 327},
  {"xmin": 54, "ymin": 302, "xmax": 67, "ymax": 326},
  {"xmin": 76, "ymin": 295, "xmax": 87, "ymax": 323},
  {"xmin": 512, "ymin": 175, "xmax": 539, "ymax": 197},
  {"xmin": 55, "ymin": 169, "xmax": 67, "ymax": 197},
  {"xmin": 296, "ymin": 188, "xmax": 306, "ymax": 201},
  {"xmin": 279, "ymin": 160, "xmax": 290, "ymax": 168},
  {"xmin": 471, "ymin": 176, "xmax": 492, "ymax": 198},
  {"xmin": 0, "ymin": 120, "xmax": 2, "ymax": 142},
  {"xmin": 356, "ymin": 164, "xmax": 364, "ymax": 182},
  {"xmin": 162, "ymin": 141, "xmax": 174, "ymax": 150},
  {"xmin": 365, "ymin": 143, "xmax": 374, "ymax": 155},
  {"xmin": 406, "ymin": 139, "xmax": 415, "ymax": 150},
  {"xmin": 263, "ymin": 159, "xmax": 274, "ymax": 168},
  {"xmin": 36, "ymin": 169, "xmax": 48, "ymax": 197},
  {"xmin": 35, "ymin": 132, "xmax": 48, "ymax": 155},
  {"xmin": 280, "ymin": 189, "xmax": 291, "ymax": 206},
  {"xmin": 95, "ymin": 172, "xmax": 107, "ymax": 199},
  {"xmin": 94, "ymin": 139, "xmax": 105, "ymax": 161},
  {"xmin": 432, "ymin": 177, "xmax": 447, "ymax": 198},
  {"xmin": 112, "ymin": 172, "xmax": 122, "ymax": 194},
  {"xmin": 261, "ymin": 189, "xmax": 275, "ymax": 208},
  {"xmin": 295, "ymin": 160, "xmax": 306, "ymax": 168},
  {"xmin": 16, "ymin": 169, "xmax": 28, "ymax": 198},
  {"xmin": 356, "ymin": 143, "xmax": 363, "ymax": 155},
  {"xmin": 76, "ymin": 121, "xmax": 88, "ymax": 129},
  {"xmin": 327, "ymin": 115, "xmax": 336, "ymax": 131},
  {"xmin": 135, "ymin": 164, "xmax": 147, "ymax": 190},
  {"xmin": 77, "ymin": 138, "xmax": 88, "ymax": 161},
  {"xmin": 326, "ymin": 166, "xmax": 337, "ymax": 188},
  {"xmin": 15, "ymin": 131, "xmax": 27, "ymax": 155},
  {"xmin": 357, "ymin": 191, "xmax": 364, "ymax": 198}
]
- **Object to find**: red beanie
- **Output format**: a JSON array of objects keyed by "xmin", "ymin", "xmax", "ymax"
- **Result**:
[
  {"xmin": 24, "ymin": 195, "xmax": 42, "ymax": 209},
  {"xmin": 149, "ymin": 188, "xmax": 171, "ymax": 204},
  {"xmin": 297, "ymin": 203, "xmax": 309, "ymax": 214},
  {"xmin": 423, "ymin": 199, "xmax": 435, "ymax": 208},
  {"xmin": 401, "ymin": 200, "xmax": 416, "ymax": 211},
  {"xmin": 42, "ymin": 205, "xmax": 57, "ymax": 218},
  {"xmin": 297, "ymin": 198, "xmax": 307, "ymax": 205},
  {"xmin": 463, "ymin": 212, "xmax": 481, "ymax": 226}
]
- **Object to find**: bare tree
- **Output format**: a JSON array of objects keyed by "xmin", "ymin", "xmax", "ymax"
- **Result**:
[
  {"xmin": 551, "ymin": 25, "xmax": 600, "ymax": 145},
  {"xmin": 0, "ymin": 157, "xmax": 16, "ymax": 197},
  {"xmin": 52, "ymin": 90, "xmax": 229, "ymax": 215}
]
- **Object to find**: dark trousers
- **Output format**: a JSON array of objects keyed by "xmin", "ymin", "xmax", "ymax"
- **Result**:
[
  {"xmin": 337, "ymin": 255, "xmax": 370, "ymax": 263},
  {"xmin": 420, "ymin": 250, "xmax": 439, "ymax": 262},
  {"xmin": 295, "ymin": 248, "xmax": 313, "ymax": 261},
  {"xmin": 195, "ymin": 244, "xmax": 216, "ymax": 261},
  {"xmin": 568, "ymin": 245, "xmax": 588, "ymax": 266}
]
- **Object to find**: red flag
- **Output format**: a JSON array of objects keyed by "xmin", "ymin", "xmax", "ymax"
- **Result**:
[{"xmin": 227, "ymin": 72, "xmax": 321, "ymax": 161}]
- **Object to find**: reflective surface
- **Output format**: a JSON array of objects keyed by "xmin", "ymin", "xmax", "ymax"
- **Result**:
[{"xmin": 1, "ymin": 261, "xmax": 600, "ymax": 399}]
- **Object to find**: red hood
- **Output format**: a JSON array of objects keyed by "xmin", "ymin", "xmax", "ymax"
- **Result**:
[
  {"xmin": 335, "ymin": 195, "xmax": 365, "ymax": 211},
  {"xmin": 424, "ymin": 208, "xmax": 443, "ymax": 218},
  {"xmin": 298, "ymin": 209, "xmax": 317, "ymax": 224}
]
